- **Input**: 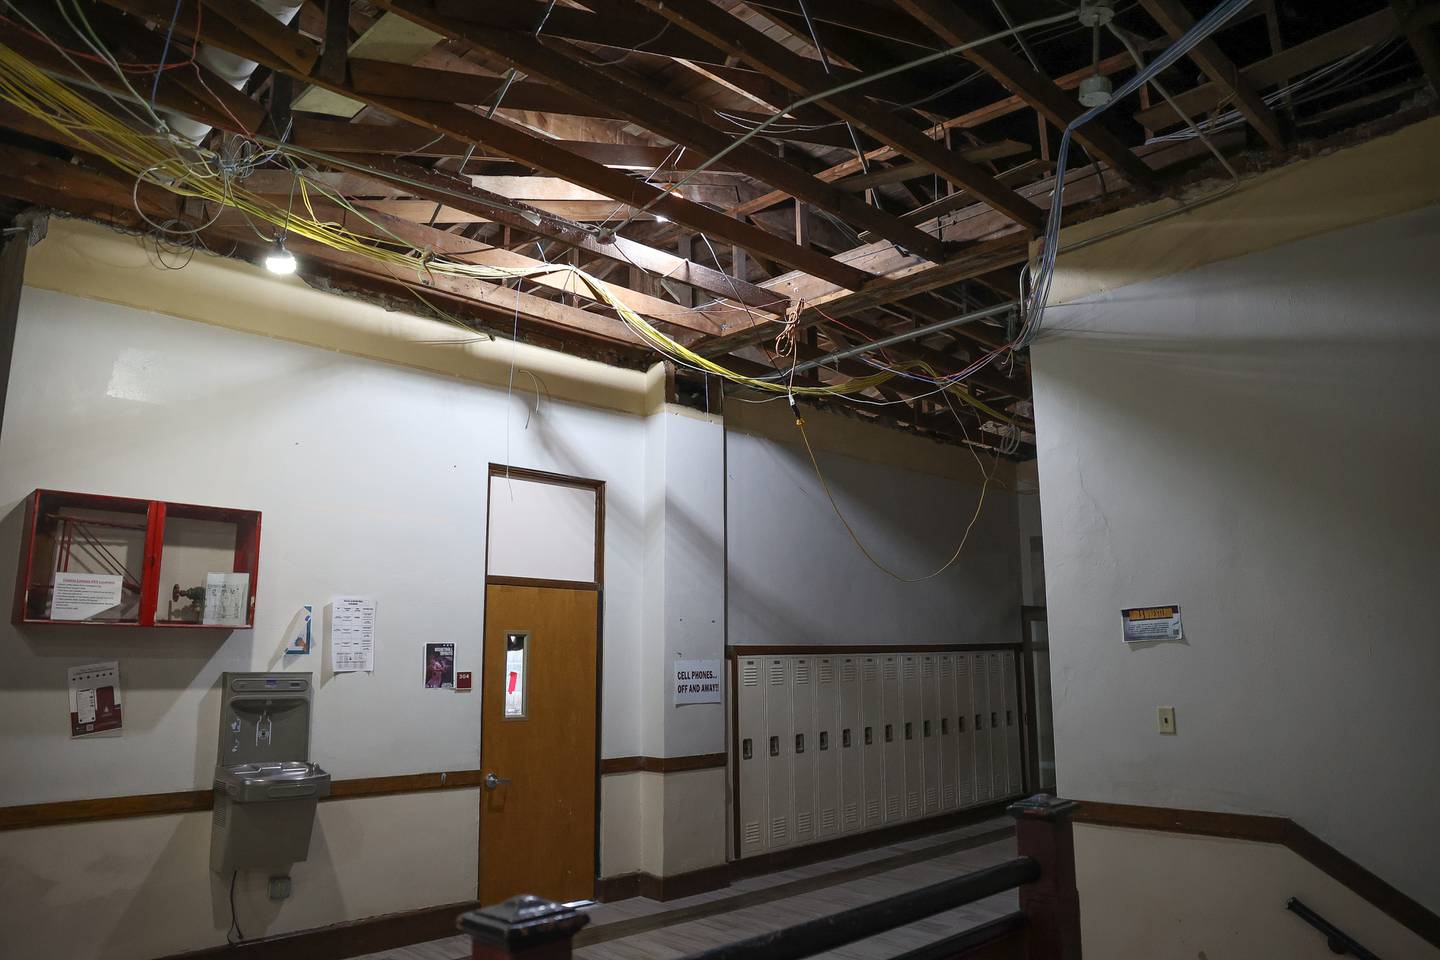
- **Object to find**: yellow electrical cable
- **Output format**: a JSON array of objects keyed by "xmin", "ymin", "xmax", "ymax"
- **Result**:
[
  {"xmin": 794, "ymin": 415, "xmax": 991, "ymax": 583},
  {"xmin": 0, "ymin": 41, "xmax": 1017, "ymax": 427}
]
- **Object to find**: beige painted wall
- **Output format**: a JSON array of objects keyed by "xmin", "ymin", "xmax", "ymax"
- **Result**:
[
  {"xmin": 599, "ymin": 768, "xmax": 728, "ymax": 879},
  {"xmin": 0, "ymin": 789, "xmax": 478, "ymax": 960},
  {"xmin": 1075, "ymin": 824, "xmax": 1438, "ymax": 959}
]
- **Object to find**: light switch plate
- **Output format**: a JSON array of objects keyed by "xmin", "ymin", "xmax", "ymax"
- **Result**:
[{"xmin": 1157, "ymin": 706, "xmax": 1176, "ymax": 735}]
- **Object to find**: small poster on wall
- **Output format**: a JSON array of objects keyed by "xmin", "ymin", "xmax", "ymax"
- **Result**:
[
  {"xmin": 673, "ymin": 659, "xmax": 723, "ymax": 705},
  {"xmin": 284, "ymin": 605, "xmax": 313, "ymax": 655},
  {"xmin": 425, "ymin": 643, "xmax": 455, "ymax": 689},
  {"xmin": 68, "ymin": 661, "xmax": 123, "ymax": 737},
  {"xmin": 1121, "ymin": 605, "xmax": 1184, "ymax": 643}
]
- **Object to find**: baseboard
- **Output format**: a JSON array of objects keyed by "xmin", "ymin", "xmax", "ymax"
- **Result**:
[
  {"xmin": 155, "ymin": 899, "xmax": 478, "ymax": 960},
  {"xmin": 595, "ymin": 799, "xmax": 1016, "ymax": 904}
]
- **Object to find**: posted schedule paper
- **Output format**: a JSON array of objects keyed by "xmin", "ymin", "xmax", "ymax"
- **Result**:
[{"xmin": 330, "ymin": 597, "xmax": 376, "ymax": 672}]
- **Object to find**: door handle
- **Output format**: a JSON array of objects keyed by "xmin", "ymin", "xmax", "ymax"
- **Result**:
[{"xmin": 484, "ymin": 772, "xmax": 512, "ymax": 790}]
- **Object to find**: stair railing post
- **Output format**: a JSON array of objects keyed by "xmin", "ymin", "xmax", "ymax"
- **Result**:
[
  {"xmin": 1009, "ymin": 795, "xmax": 1082, "ymax": 960},
  {"xmin": 461, "ymin": 895, "xmax": 590, "ymax": 960}
]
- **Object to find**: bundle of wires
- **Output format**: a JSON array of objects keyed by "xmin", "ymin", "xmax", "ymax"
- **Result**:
[{"xmin": 0, "ymin": 34, "xmax": 1015, "ymax": 430}]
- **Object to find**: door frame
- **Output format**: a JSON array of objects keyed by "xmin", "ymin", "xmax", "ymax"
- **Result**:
[
  {"xmin": 1018, "ymin": 605, "xmax": 1048, "ymax": 794},
  {"xmin": 482, "ymin": 463, "xmax": 605, "ymax": 899}
]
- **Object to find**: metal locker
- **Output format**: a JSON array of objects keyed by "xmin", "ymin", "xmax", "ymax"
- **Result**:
[
  {"xmin": 879, "ymin": 654, "xmax": 905, "ymax": 823},
  {"xmin": 937, "ymin": 654, "xmax": 959, "ymax": 812},
  {"xmin": 970, "ymin": 652, "xmax": 994, "ymax": 803},
  {"xmin": 920, "ymin": 654, "xmax": 941, "ymax": 816},
  {"xmin": 859, "ymin": 655, "xmax": 885, "ymax": 829},
  {"xmin": 814, "ymin": 657, "xmax": 841, "ymax": 839},
  {"xmin": 763, "ymin": 656, "xmax": 794, "ymax": 850},
  {"xmin": 791, "ymin": 656, "xmax": 817, "ymax": 844},
  {"xmin": 837, "ymin": 656, "xmax": 863, "ymax": 833},
  {"xmin": 987, "ymin": 651, "xmax": 1008, "ymax": 799},
  {"xmin": 737, "ymin": 657, "xmax": 767, "ymax": 857},
  {"xmin": 900, "ymin": 654, "xmax": 924, "ymax": 820},
  {"xmin": 955, "ymin": 652, "xmax": 975, "ymax": 808},
  {"xmin": 1002, "ymin": 650, "xmax": 1025, "ymax": 797}
]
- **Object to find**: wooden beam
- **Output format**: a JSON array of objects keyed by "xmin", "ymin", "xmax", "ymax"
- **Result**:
[
  {"xmin": 371, "ymin": 0, "xmax": 947, "ymax": 261},
  {"xmin": 318, "ymin": 0, "xmax": 350, "ymax": 85},
  {"xmin": 1137, "ymin": 0, "xmax": 1286, "ymax": 150},
  {"xmin": 94, "ymin": 0, "xmax": 877, "ymax": 290},
  {"xmin": 200, "ymin": 0, "xmax": 318, "ymax": 74},
  {"xmin": 1391, "ymin": 0, "xmax": 1440, "ymax": 93},
  {"xmin": 1132, "ymin": 9, "xmax": 1400, "ymax": 129},
  {"xmin": 893, "ymin": 0, "xmax": 1158, "ymax": 189},
  {"xmin": 635, "ymin": 0, "xmax": 1046, "ymax": 233}
]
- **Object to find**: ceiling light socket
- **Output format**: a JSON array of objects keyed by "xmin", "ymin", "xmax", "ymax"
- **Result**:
[
  {"xmin": 1078, "ymin": 74, "xmax": 1114, "ymax": 107},
  {"xmin": 1078, "ymin": 0, "xmax": 1116, "ymax": 27}
]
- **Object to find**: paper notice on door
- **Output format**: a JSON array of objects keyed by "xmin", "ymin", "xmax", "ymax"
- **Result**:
[
  {"xmin": 203, "ymin": 572, "xmax": 250, "ymax": 626},
  {"xmin": 330, "ymin": 597, "xmax": 376, "ymax": 672},
  {"xmin": 51, "ymin": 573, "xmax": 124, "ymax": 620},
  {"xmin": 68, "ymin": 661, "xmax": 122, "ymax": 737}
]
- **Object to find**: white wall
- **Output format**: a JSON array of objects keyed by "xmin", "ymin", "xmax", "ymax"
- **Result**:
[
  {"xmin": 0, "ymin": 285, "xmax": 648, "ymax": 959},
  {"xmin": 1033, "ymin": 203, "xmax": 1440, "ymax": 911},
  {"xmin": 726, "ymin": 415, "xmax": 1020, "ymax": 648}
]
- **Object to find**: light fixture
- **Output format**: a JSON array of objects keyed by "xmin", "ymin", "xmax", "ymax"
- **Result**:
[
  {"xmin": 264, "ymin": 237, "xmax": 296, "ymax": 275},
  {"xmin": 655, "ymin": 213, "xmax": 670, "ymax": 223}
]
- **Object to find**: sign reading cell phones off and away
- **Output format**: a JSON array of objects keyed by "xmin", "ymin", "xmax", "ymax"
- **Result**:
[
  {"xmin": 1121, "ymin": 605, "xmax": 1184, "ymax": 644},
  {"xmin": 673, "ymin": 659, "xmax": 722, "ymax": 705}
]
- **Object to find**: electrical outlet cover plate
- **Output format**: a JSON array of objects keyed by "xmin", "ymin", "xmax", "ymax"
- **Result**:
[
  {"xmin": 268, "ymin": 875, "xmax": 293, "ymax": 900},
  {"xmin": 1157, "ymin": 706, "xmax": 1176, "ymax": 734}
]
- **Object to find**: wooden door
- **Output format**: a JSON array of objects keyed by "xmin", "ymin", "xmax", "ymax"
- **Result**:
[{"xmin": 479, "ymin": 583, "xmax": 599, "ymax": 904}]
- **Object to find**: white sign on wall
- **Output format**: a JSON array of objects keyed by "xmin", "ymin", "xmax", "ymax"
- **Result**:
[{"xmin": 673, "ymin": 659, "xmax": 722, "ymax": 705}]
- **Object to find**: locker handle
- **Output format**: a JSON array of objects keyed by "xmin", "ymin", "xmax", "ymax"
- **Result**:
[
  {"xmin": 842, "ymin": 728, "xmax": 852, "ymax": 748},
  {"xmin": 742, "ymin": 738, "xmax": 753, "ymax": 760},
  {"xmin": 819, "ymin": 731, "xmax": 829, "ymax": 751},
  {"xmin": 1006, "ymin": 709, "xmax": 1014, "ymax": 726},
  {"xmin": 975, "ymin": 714, "xmax": 983, "ymax": 731},
  {"xmin": 795, "ymin": 733, "xmax": 805, "ymax": 754},
  {"xmin": 769, "ymin": 735, "xmax": 779, "ymax": 757},
  {"xmin": 991, "ymin": 711, "xmax": 999, "ymax": 729}
]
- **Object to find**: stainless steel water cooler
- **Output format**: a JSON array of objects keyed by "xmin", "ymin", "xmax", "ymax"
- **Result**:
[{"xmin": 210, "ymin": 672, "xmax": 331, "ymax": 873}]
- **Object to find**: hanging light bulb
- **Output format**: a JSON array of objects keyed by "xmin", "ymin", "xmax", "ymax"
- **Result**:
[{"xmin": 264, "ymin": 237, "xmax": 297, "ymax": 275}]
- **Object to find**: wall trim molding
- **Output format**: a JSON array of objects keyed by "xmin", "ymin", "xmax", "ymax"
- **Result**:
[
  {"xmin": 0, "ymin": 770, "xmax": 487, "ymax": 832},
  {"xmin": 154, "ymin": 900, "xmax": 478, "ymax": 960},
  {"xmin": 1074, "ymin": 800, "xmax": 1440, "ymax": 949},
  {"xmin": 726, "ymin": 643, "xmax": 1022, "ymax": 657},
  {"xmin": 598, "ymin": 754, "xmax": 728, "ymax": 775}
]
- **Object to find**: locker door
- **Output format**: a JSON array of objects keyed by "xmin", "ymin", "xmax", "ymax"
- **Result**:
[
  {"xmin": 736, "ymin": 657, "xmax": 767, "ymax": 857},
  {"xmin": 970, "ymin": 652, "xmax": 993, "ymax": 803},
  {"xmin": 1002, "ymin": 650, "xmax": 1025, "ymax": 797},
  {"xmin": 763, "ymin": 656, "xmax": 793, "ymax": 850},
  {"xmin": 837, "ymin": 656, "xmax": 862, "ymax": 833},
  {"xmin": 955, "ymin": 652, "xmax": 975, "ymax": 807},
  {"xmin": 814, "ymin": 657, "xmax": 841, "ymax": 839},
  {"xmin": 791, "ymin": 656, "xmax": 817, "ymax": 844},
  {"xmin": 987, "ymin": 652, "xmax": 1008, "ymax": 799},
  {"xmin": 900, "ymin": 654, "xmax": 924, "ymax": 820},
  {"xmin": 937, "ymin": 654, "xmax": 959, "ymax": 812},
  {"xmin": 880, "ymin": 654, "xmax": 905, "ymax": 823},
  {"xmin": 920, "ymin": 654, "xmax": 941, "ymax": 816},
  {"xmin": 859, "ymin": 656, "xmax": 885, "ymax": 830}
]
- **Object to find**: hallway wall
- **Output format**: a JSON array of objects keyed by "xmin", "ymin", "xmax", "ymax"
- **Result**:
[{"xmin": 1032, "ymin": 198, "xmax": 1440, "ymax": 912}]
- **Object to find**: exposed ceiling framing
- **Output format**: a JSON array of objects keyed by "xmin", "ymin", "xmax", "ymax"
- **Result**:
[{"xmin": 0, "ymin": 0, "xmax": 1435, "ymax": 457}]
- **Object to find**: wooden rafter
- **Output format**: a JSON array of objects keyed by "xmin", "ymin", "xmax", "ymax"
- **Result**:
[
  {"xmin": 633, "ymin": 0, "xmax": 1047, "ymax": 233},
  {"xmin": 1137, "ymin": 0, "xmax": 1286, "ymax": 150}
]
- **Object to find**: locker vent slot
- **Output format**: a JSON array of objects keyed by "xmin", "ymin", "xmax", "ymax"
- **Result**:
[
  {"xmin": 941, "ymin": 659, "xmax": 953, "ymax": 678},
  {"xmin": 943, "ymin": 785, "xmax": 956, "ymax": 806},
  {"xmin": 866, "ymin": 799, "xmax": 881, "ymax": 821},
  {"xmin": 794, "ymin": 660, "xmax": 810, "ymax": 684},
  {"xmin": 925, "ymin": 787, "xmax": 937, "ymax": 807},
  {"xmin": 796, "ymin": 811, "xmax": 812, "ymax": 835},
  {"xmin": 843, "ymin": 802, "xmax": 858, "ymax": 825},
  {"xmin": 863, "ymin": 662, "xmax": 879, "ymax": 681},
  {"xmin": 770, "ymin": 818, "xmax": 788, "ymax": 844},
  {"xmin": 820, "ymin": 808, "xmax": 836, "ymax": 832},
  {"xmin": 818, "ymin": 660, "xmax": 835, "ymax": 683},
  {"xmin": 921, "ymin": 658, "xmax": 935, "ymax": 678},
  {"xmin": 883, "ymin": 659, "xmax": 898, "ymax": 680},
  {"xmin": 900, "ymin": 659, "xmax": 916, "ymax": 680},
  {"xmin": 906, "ymin": 792, "xmax": 921, "ymax": 815},
  {"xmin": 742, "ymin": 661, "xmax": 760, "ymax": 685},
  {"xmin": 886, "ymin": 796, "xmax": 901, "ymax": 818},
  {"xmin": 769, "ymin": 662, "xmax": 786, "ymax": 684},
  {"xmin": 841, "ymin": 662, "xmax": 857, "ymax": 681},
  {"xmin": 743, "ymin": 821, "xmax": 762, "ymax": 847}
]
